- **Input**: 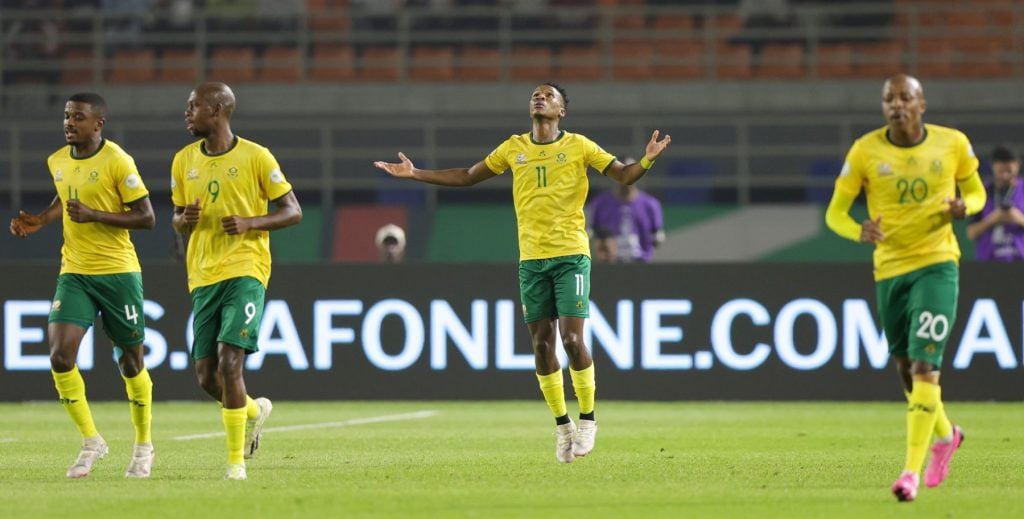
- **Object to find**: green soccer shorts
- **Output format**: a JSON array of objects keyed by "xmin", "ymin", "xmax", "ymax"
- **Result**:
[
  {"xmin": 190, "ymin": 276, "xmax": 266, "ymax": 360},
  {"xmin": 49, "ymin": 272, "xmax": 146, "ymax": 347},
  {"xmin": 518, "ymin": 254, "xmax": 591, "ymax": 323},
  {"xmin": 875, "ymin": 261, "xmax": 959, "ymax": 367}
]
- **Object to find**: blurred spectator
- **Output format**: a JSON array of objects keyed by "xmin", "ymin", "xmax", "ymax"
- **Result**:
[
  {"xmin": 734, "ymin": 0, "xmax": 800, "ymax": 54},
  {"xmin": 102, "ymin": 0, "xmax": 156, "ymax": 49},
  {"xmin": 376, "ymin": 223, "xmax": 407, "ymax": 263},
  {"xmin": 3, "ymin": 0, "xmax": 61, "ymax": 84},
  {"xmin": 967, "ymin": 145, "xmax": 1024, "ymax": 262},
  {"xmin": 351, "ymin": 0, "xmax": 401, "ymax": 32},
  {"xmin": 588, "ymin": 158, "xmax": 665, "ymax": 263}
]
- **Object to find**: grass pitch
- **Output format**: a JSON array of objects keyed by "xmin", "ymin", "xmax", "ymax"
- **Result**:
[{"xmin": 0, "ymin": 401, "xmax": 1021, "ymax": 518}]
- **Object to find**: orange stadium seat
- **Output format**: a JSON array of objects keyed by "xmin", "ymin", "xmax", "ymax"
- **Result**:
[
  {"xmin": 409, "ymin": 46, "xmax": 455, "ymax": 81},
  {"xmin": 915, "ymin": 38, "xmax": 954, "ymax": 78},
  {"xmin": 557, "ymin": 45, "xmax": 603, "ymax": 81},
  {"xmin": 853, "ymin": 41, "xmax": 905, "ymax": 78},
  {"xmin": 61, "ymin": 48, "xmax": 96, "ymax": 84},
  {"xmin": 708, "ymin": 13, "xmax": 744, "ymax": 45},
  {"xmin": 108, "ymin": 48, "xmax": 156, "ymax": 84},
  {"xmin": 510, "ymin": 46, "xmax": 553, "ymax": 81},
  {"xmin": 612, "ymin": 41, "xmax": 654, "ymax": 80},
  {"xmin": 714, "ymin": 44, "xmax": 752, "ymax": 79},
  {"xmin": 359, "ymin": 46, "xmax": 402, "ymax": 81},
  {"xmin": 257, "ymin": 46, "xmax": 303, "ymax": 82},
  {"xmin": 655, "ymin": 40, "xmax": 704, "ymax": 79},
  {"xmin": 309, "ymin": 44, "xmax": 355, "ymax": 81},
  {"xmin": 158, "ymin": 48, "xmax": 200, "ymax": 83},
  {"xmin": 307, "ymin": 0, "xmax": 351, "ymax": 33},
  {"xmin": 208, "ymin": 47, "xmax": 256, "ymax": 83},
  {"xmin": 957, "ymin": 38, "xmax": 1011, "ymax": 78},
  {"xmin": 756, "ymin": 43, "xmax": 804, "ymax": 79},
  {"xmin": 813, "ymin": 43, "xmax": 853, "ymax": 78},
  {"xmin": 332, "ymin": 205, "xmax": 409, "ymax": 262},
  {"xmin": 457, "ymin": 46, "xmax": 501, "ymax": 81}
]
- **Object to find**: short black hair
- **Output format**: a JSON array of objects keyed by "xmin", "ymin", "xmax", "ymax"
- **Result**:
[
  {"xmin": 544, "ymin": 81, "xmax": 568, "ymax": 108},
  {"xmin": 67, "ymin": 92, "xmax": 107, "ymax": 118},
  {"xmin": 992, "ymin": 144, "xmax": 1017, "ymax": 163}
]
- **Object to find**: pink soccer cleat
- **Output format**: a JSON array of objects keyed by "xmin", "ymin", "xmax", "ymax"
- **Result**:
[
  {"xmin": 925, "ymin": 425, "xmax": 964, "ymax": 488},
  {"xmin": 891, "ymin": 470, "xmax": 919, "ymax": 502}
]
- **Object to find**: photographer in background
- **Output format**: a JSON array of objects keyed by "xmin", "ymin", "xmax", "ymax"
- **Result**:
[{"xmin": 967, "ymin": 145, "xmax": 1024, "ymax": 261}]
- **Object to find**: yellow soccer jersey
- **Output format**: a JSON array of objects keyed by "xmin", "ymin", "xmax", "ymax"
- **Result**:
[
  {"xmin": 485, "ymin": 130, "xmax": 616, "ymax": 260},
  {"xmin": 835, "ymin": 124, "xmax": 980, "ymax": 280},
  {"xmin": 48, "ymin": 139, "xmax": 149, "ymax": 275},
  {"xmin": 171, "ymin": 137, "xmax": 293, "ymax": 292}
]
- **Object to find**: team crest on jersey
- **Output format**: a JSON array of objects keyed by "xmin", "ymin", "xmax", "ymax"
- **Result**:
[
  {"xmin": 88, "ymin": 171, "xmax": 99, "ymax": 182},
  {"xmin": 930, "ymin": 159, "xmax": 943, "ymax": 174},
  {"xmin": 539, "ymin": 151, "xmax": 546, "ymax": 157},
  {"xmin": 227, "ymin": 166, "xmax": 239, "ymax": 179},
  {"xmin": 877, "ymin": 162, "xmax": 893, "ymax": 176},
  {"xmin": 516, "ymin": 153, "xmax": 527, "ymax": 165},
  {"xmin": 557, "ymin": 153, "xmax": 567, "ymax": 164},
  {"xmin": 51, "ymin": 300, "xmax": 61, "ymax": 312},
  {"xmin": 187, "ymin": 168, "xmax": 199, "ymax": 180},
  {"xmin": 55, "ymin": 170, "xmax": 63, "ymax": 182},
  {"xmin": 125, "ymin": 174, "xmax": 141, "ymax": 189}
]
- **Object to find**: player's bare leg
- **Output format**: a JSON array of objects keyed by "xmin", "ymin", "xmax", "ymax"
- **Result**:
[
  {"xmin": 560, "ymin": 316, "xmax": 597, "ymax": 457},
  {"xmin": 530, "ymin": 319, "xmax": 575, "ymax": 463},
  {"xmin": 49, "ymin": 322, "xmax": 107, "ymax": 478}
]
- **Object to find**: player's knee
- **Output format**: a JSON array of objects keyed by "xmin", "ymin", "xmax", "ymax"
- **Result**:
[
  {"xmin": 560, "ymin": 332, "xmax": 583, "ymax": 355},
  {"xmin": 49, "ymin": 350, "xmax": 77, "ymax": 372},
  {"xmin": 532, "ymin": 338, "xmax": 556, "ymax": 358}
]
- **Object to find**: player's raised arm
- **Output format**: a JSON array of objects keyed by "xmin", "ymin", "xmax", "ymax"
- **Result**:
[
  {"xmin": 374, "ymin": 153, "xmax": 496, "ymax": 187},
  {"xmin": 10, "ymin": 195, "xmax": 62, "ymax": 237},
  {"xmin": 605, "ymin": 130, "xmax": 672, "ymax": 185}
]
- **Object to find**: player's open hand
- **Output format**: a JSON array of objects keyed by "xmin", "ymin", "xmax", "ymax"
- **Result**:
[
  {"xmin": 860, "ymin": 216, "xmax": 884, "ymax": 243},
  {"xmin": 221, "ymin": 215, "xmax": 251, "ymax": 235},
  {"xmin": 183, "ymin": 197, "xmax": 202, "ymax": 226},
  {"xmin": 644, "ymin": 130, "xmax": 672, "ymax": 162},
  {"xmin": 373, "ymin": 152, "xmax": 416, "ymax": 179},
  {"xmin": 66, "ymin": 199, "xmax": 98, "ymax": 223},
  {"xmin": 10, "ymin": 210, "xmax": 42, "ymax": 237},
  {"xmin": 944, "ymin": 197, "xmax": 967, "ymax": 220}
]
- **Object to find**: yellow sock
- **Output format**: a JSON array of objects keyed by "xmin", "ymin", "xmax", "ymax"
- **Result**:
[
  {"xmin": 536, "ymin": 371, "xmax": 567, "ymax": 418},
  {"xmin": 569, "ymin": 364, "xmax": 596, "ymax": 415},
  {"xmin": 905, "ymin": 381, "xmax": 941, "ymax": 473},
  {"xmin": 222, "ymin": 407, "xmax": 247, "ymax": 465},
  {"xmin": 245, "ymin": 395, "xmax": 258, "ymax": 420},
  {"xmin": 52, "ymin": 366, "xmax": 98, "ymax": 438},
  {"xmin": 933, "ymin": 400, "xmax": 953, "ymax": 440},
  {"xmin": 123, "ymin": 368, "xmax": 153, "ymax": 444}
]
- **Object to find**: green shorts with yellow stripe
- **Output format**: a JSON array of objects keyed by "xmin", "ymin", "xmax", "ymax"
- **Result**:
[
  {"xmin": 518, "ymin": 254, "xmax": 591, "ymax": 323},
  {"xmin": 190, "ymin": 276, "xmax": 265, "ymax": 360},
  {"xmin": 875, "ymin": 261, "xmax": 958, "ymax": 367}
]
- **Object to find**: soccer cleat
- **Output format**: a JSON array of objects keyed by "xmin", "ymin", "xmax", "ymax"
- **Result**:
[
  {"xmin": 891, "ymin": 470, "xmax": 919, "ymax": 502},
  {"xmin": 225, "ymin": 463, "xmax": 247, "ymax": 481},
  {"xmin": 244, "ymin": 397, "xmax": 273, "ymax": 459},
  {"xmin": 66, "ymin": 435, "xmax": 108, "ymax": 479},
  {"xmin": 125, "ymin": 442, "xmax": 154, "ymax": 479},
  {"xmin": 555, "ymin": 420, "xmax": 576, "ymax": 463},
  {"xmin": 925, "ymin": 425, "xmax": 964, "ymax": 488},
  {"xmin": 572, "ymin": 419, "xmax": 597, "ymax": 457}
]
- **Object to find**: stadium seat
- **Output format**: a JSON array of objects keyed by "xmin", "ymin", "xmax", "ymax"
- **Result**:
[
  {"xmin": 257, "ymin": 46, "xmax": 303, "ymax": 82},
  {"xmin": 756, "ymin": 43, "xmax": 805, "ymax": 79},
  {"xmin": 853, "ymin": 41, "xmax": 905, "ymax": 78},
  {"xmin": 332, "ymin": 205, "xmax": 409, "ymax": 262},
  {"xmin": 158, "ymin": 48, "xmax": 200, "ymax": 83},
  {"xmin": 915, "ymin": 38, "xmax": 954, "ymax": 78},
  {"xmin": 708, "ymin": 13, "xmax": 744, "ymax": 46},
  {"xmin": 108, "ymin": 48, "xmax": 156, "ymax": 84},
  {"xmin": 714, "ymin": 44, "xmax": 752, "ymax": 79},
  {"xmin": 661, "ymin": 159, "xmax": 714, "ymax": 204},
  {"xmin": 309, "ymin": 44, "xmax": 355, "ymax": 81},
  {"xmin": 655, "ymin": 40, "xmax": 704, "ymax": 79},
  {"xmin": 457, "ymin": 46, "xmax": 501, "ymax": 81},
  {"xmin": 409, "ymin": 46, "xmax": 456, "ymax": 81},
  {"xmin": 61, "ymin": 48, "xmax": 96, "ymax": 84},
  {"xmin": 510, "ymin": 46, "xmax": 553, "ymax": 81},
  {"xmin": 806, "ymin": 158, "xmax": 844, "ymax": 204},
  {"xmin": 813, "ymin": 43, "xmax": 853, "ymax": 78},
  {"xmin": 612, "ymin": 41, "xmax": 654, "ymax": 80},
  {"xmin": 208, "ymin": 47, "xmax": 256, "ymax": 83},
  {"xmin": 557, "ymin": 45, "xmax": 603, "ymax": 81},
  {"xmin": 359, "ymin": 45, "xmax": 402, "ymax": 81},
  {"xmin": 957, "ymin": 38, "xmax": 1011, "ymax": 78},
  {"xmin": 307, "ymin": 0, "xmax": 351, "ymax": 33}
]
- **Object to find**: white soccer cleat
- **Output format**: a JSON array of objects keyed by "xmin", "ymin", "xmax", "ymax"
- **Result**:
[
  {"xmin": 244, "ymin": 397, "xmax": 273, "ymax": 459},
  {"xmin": 225, "ymin": 463, "xmax": 247, "ymax": 481},
  {"xmin": 66, "ymin": 435, "xmax": 108, "ymax": 479},
  {"xmin": 555, "ymin": 420, "xmax": 577, "ymax": 463},
  {"xmin": 572, "ymin": 419, "xmax": 597, "ymax": 457},
  {"xmin": 125, "ymin": 442, "xmax": 154, "ymax": 479}
]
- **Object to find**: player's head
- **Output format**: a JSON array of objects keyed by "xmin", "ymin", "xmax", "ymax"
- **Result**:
[
  {"xmin": 185, "ymin": 82, "xmax": 236, "ymax": 138},
  {"xmin": 64, "ymin": 92, "xmax": 106, "ymax": 146},
  {"xmin": 991, "ymin": 145, "xmax": 1020, "ymax": 188},
  {"xmin": 881, "ymin": 74, "xmax": 926, "ymax": 131},
  {"xmin": 530, "ymin": 82, "xmax": 568, "ymax": 121}
]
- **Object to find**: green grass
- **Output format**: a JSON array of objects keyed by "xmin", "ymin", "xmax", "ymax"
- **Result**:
[{"xmin": 1, "ymin": 401, "xmax": 1021, "ymax": 518}]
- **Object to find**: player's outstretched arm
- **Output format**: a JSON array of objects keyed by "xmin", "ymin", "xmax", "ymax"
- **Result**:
[
  {"xmin": 66, "ymin": 196, "xmax": 155, "ymax": 229},
  {"xmin": 606, "ymin": 130, "xmax": 672, "ymax": 185},
  {"xmin": 222, "ymin": 190, "xmax": 303, "ymax": 235},
  {"xmin": 374, "ymin": 153, "xmax": 495, "ymax": 187},
  {"xmin": 10, "ymin": 195, "xmax": 61, "ymax": 238}
]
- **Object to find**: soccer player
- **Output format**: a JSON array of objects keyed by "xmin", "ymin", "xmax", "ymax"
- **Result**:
[
  {"xmin": 824, "ymin": 74, "xmax": 984, "ymax": 502},
  {"xmin": 375, "ymin": 83, "xmax": 671, "ymax": 463},
  {"xmin": 171, "ymin": 82, "xmax": 302, "ymax": 481},
  {"xmin": 9, "ymin": 92, "xmax": 157, "ymax": 479}
]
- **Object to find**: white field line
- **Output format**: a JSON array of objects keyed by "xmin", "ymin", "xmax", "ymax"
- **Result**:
[
  {"xmin": 0, "ymin": 438, "xmax": 16, "ymax": 443},
  {"xmin": 173, "ymin": 410, "xmax": 438, "ymax": 441}
]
